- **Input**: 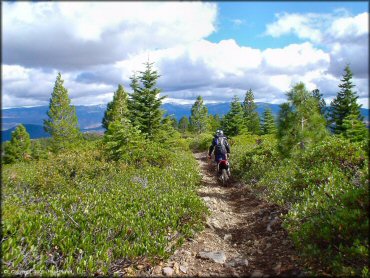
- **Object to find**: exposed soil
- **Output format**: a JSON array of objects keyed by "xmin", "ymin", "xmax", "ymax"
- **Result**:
[{"xmin": 129, "ymin": 152, "xmax": 307, "ymax": 277}]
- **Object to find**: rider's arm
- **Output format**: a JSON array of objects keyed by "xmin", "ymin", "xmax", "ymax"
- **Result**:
[
  {"xmin": 208, "ymin": 138, "xmax": 216, "ymax": 156},
  {"xmin": 208, "ymin": 144, "xmax": 214, "ymax": 156}
]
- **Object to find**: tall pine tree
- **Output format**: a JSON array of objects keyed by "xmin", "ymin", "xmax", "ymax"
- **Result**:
[
  {"xmin": 262, "ymin": 108, "xmax": 277, "ymax": 135},
  {"xmin": 44, "ymin": 73, "xmax": 81, "ymax": 151},
  {"xmin": 102, "ymin": 84, "xmax": 129, "ymax": 130},
  {"xmin": 330, "ymin": 65, "xmax": 363, "ymax": 134},
  {"xmin": 242, "ymin": 89, "xmax": 261, "ymax": 134},
  {"xmin": 128, "ymin": 62, "xmax": 165, "ymax": 139},
  {"xmin": 222, "ymin": 95, "xmax": 245, "ymax": 136},
  {"xmin": 3, "ymin": 124, "xmax": 31, "ymax": 164},
  {"xmin": 189, "ymin": 96, "xmax": 209, "ymax": 134}
]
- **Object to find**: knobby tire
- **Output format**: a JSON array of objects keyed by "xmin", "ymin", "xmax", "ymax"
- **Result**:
[{"xmin": 221, "ymin": 168, "xmax": 228, "ymax": 186}]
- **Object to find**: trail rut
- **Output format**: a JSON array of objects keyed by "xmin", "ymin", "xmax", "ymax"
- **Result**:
[{"xmin": 143, "ymin": 152, "xmax": 306, "ymax": 277}]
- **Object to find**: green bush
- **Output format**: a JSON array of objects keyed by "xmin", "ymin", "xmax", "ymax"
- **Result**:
[
  {"xmin": 258, "ymin": 160, "xmax": 300, "ymax": 206},
  {"xmin": 30, "ymin": 140, "xmax": 49, "ymax": 161},
  {"xmin": 188, "ymin": 133, "xmax": 214, "ymax": 152},
  {"xmin": 2, "ymin": 141, "xmax": 207, "ymax": 276},
  {"xmin": 281, "ymin": 137, "xmax": 368, "ymax": 276},
  {"xmin": 82, "ymin": 132, "xmax": 103, "ymax": 141},
  {"xmin": 285, "ymin": 165, "xmax": 368, "ymax": 275},
  {"xmin": 232, "ymin": 135, "xmax": 368, "ymax": 275},
  {"xmin": 230, "ymin": 134, "xmax": 278, "ymax": 183}
]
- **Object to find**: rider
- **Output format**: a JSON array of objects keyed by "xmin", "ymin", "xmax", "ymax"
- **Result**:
[{"xmin": 208, "ymin": 130, "xmax": 230, "ymax": 167}]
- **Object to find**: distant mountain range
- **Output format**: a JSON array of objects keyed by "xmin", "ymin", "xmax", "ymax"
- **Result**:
[
  {"xmin": 2, "ymin": 105, "xmax": 106, "ymax": 131},
  {"xmin": 1, "ymin": 103, "xmax": 368, "ymax": 142}
]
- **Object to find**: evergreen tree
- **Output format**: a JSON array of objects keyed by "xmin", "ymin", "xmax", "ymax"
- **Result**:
[
  {"xmin": 277, "ymin": 103, "xmax": 295, "ymax": 154},
  {"xmin": 242, "ymin": 89, "xmax": 261, "ymax": 134},
  {"xmin": 277, "ymin": 82, "xmax": 328, "ymax": 156},
  {"xmin": 311, "ymin": 88, "xmax": 326, "ymax": 116},
  {"xmin": 342, "ymin": 114, "xmax": 368, "ymax": 142},
  {"xmin": 208, "ymin": 114, "xmax": 221, "ymax": 132},
  {"xmin": 262, "ymin": 108, "xmax": 277, "ymax": 135},
  {"xmin": 44, "ymin": 73, "xmax": 81, "ymax": 151},
  {"xmin": 330, "ymin": 65, "xmax": 363, "ymax": 134},
  {"xmin": 3, "ymin": 124, "xmax": 31, "ymax": 164},
  {"xmin": 189, "ymin": 96, "xmax": 209, "ymax": 134},
  {"xmin": 128, "ymin": 62, "xmax": 165, "ymax": 139},
  {"xmin": 178, "ymin": 116, "xmax": 190, "ymax": 133},
  {"xmin": 129, "ymin": 71, "xmax": 140, "ymax": 93},
  {"xmin": 222, "ymin": 95, "xmax": 245, "ymax": 136},
  {"xmin": 156, "ymin": 116, "xmax": 181, "ymax": 147},
  {"xmin": 30, "ymin": 140, "xmax": 48, "ymax": 160},
  {"xmin": 103, "ymin": 119, "xmax": 145, "ymax": 162},
  {"xmin": 128, "ymin": 72, "xmax": 141, "ymax": 127},
  {"xmin": 102, "ymin": 84, "xmax": 129, "ymax": 130}
]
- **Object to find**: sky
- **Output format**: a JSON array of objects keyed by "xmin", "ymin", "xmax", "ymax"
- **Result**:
[{"xmin": 2, "ymin": 1, "xmax": 369, "ymax": 109}]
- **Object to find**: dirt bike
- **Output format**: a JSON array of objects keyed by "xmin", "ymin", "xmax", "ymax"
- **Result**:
[
  {"xmin": 208, "ymin": 153, "xmax": 231, "ymax": 186},
  {"xmin": 217, "ymin": 159, "xmax": 231, "ymax": 186}
]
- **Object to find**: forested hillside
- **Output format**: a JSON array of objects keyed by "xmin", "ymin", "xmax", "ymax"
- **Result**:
[{"xmin": 2, "ymin": 64, "xmax": 368, "ymax": 276}]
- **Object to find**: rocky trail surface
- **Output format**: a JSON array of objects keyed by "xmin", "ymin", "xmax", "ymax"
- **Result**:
[{"xmin": 135, "ymin": 152, "xmax": 306, "ymax": 277}]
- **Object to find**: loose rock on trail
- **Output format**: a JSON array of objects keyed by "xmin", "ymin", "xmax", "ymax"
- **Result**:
[{"xmin": 141, "ymin": 152, "xmax": 306, "ymax": 277}]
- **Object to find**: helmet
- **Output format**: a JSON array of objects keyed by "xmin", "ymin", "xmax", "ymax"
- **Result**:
[{"xmin": 216, "ymin": 129, "xmax": 224, "ymax": 137}]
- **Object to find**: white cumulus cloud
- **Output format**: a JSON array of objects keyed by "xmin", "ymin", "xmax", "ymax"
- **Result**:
[
  {"xmin": 328, "ymin": 12, "xmax": 368, "ymax": 41},
  {"xmin": 265, "ymin": 12, "xmax": 326, "ymax": 42},
  {"xmin": 265, "ymin": 11, "xmax": 368, "ymax": 77},
  {"xmin": 2, "ymin": 3, "xmax": 368, "ymax": 109},
  {"xmin": 3, "ymin": 2, "xmax": 217, "ymax": 69},
  {"xmin": 261, "ymin": 42, "xmax": 330, "ymax": 74}
]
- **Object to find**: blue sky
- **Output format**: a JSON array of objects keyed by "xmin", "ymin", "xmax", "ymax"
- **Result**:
[
  {"xmin": 208, "ymin": 1, "xmax": 368, "ymax": 49},
  {"xmin": 2, "ymin": 1, "xmax": 369, "ymax": 108}
]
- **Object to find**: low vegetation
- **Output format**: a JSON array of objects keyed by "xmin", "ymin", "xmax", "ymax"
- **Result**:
[
  {"xmin": 231, "ymin": 134, "xmax": 368, "ymax": 276},
  {"xmin": 2, "ymin": 63, "xmax": 208, "ymax": 276},
  {"xmin": 2, "ymin": 140, "xmax": 207, "ymax": 275}
]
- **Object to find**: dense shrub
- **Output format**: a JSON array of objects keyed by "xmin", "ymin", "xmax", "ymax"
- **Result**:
[
  {"xmin": 188, "ymin": 133, "xmax": 214, "ymax": 152},
  {"xmin": 230, "ymin": 134, "xmax": 278, "ymax": 183},
  {"xmin": 257, "ymin": 160, "xmax": 300, "ymax": 206},
  {"xmin": 285, "ymin": 167, "xmax": 368, "ymax": 275},
  {"xmin": 30, "ymin": 140, "xmax": 50, "ymax": 161},
  {"xmin": 261, "ymin": 137, "xmax": 367, "ymax": 204},
  {"xmin": 281, "ymin": 137, "xmax": 368, "ymax": 276},
  {"xmin": 82, "ymin": 132, "xmax": 103, "ymax": 141},
  {"xmin": 2, "ymin": 140, "xmax": 207, "ymax": 276},
  {"xmin": 232, "ymin": 135, "xmax": 368, "ymax": 276}
]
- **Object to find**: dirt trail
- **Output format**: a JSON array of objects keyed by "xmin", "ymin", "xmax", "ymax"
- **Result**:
[{"xmin": 145, "ymin": 152, "xmax": 305, "ymax": 277}]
